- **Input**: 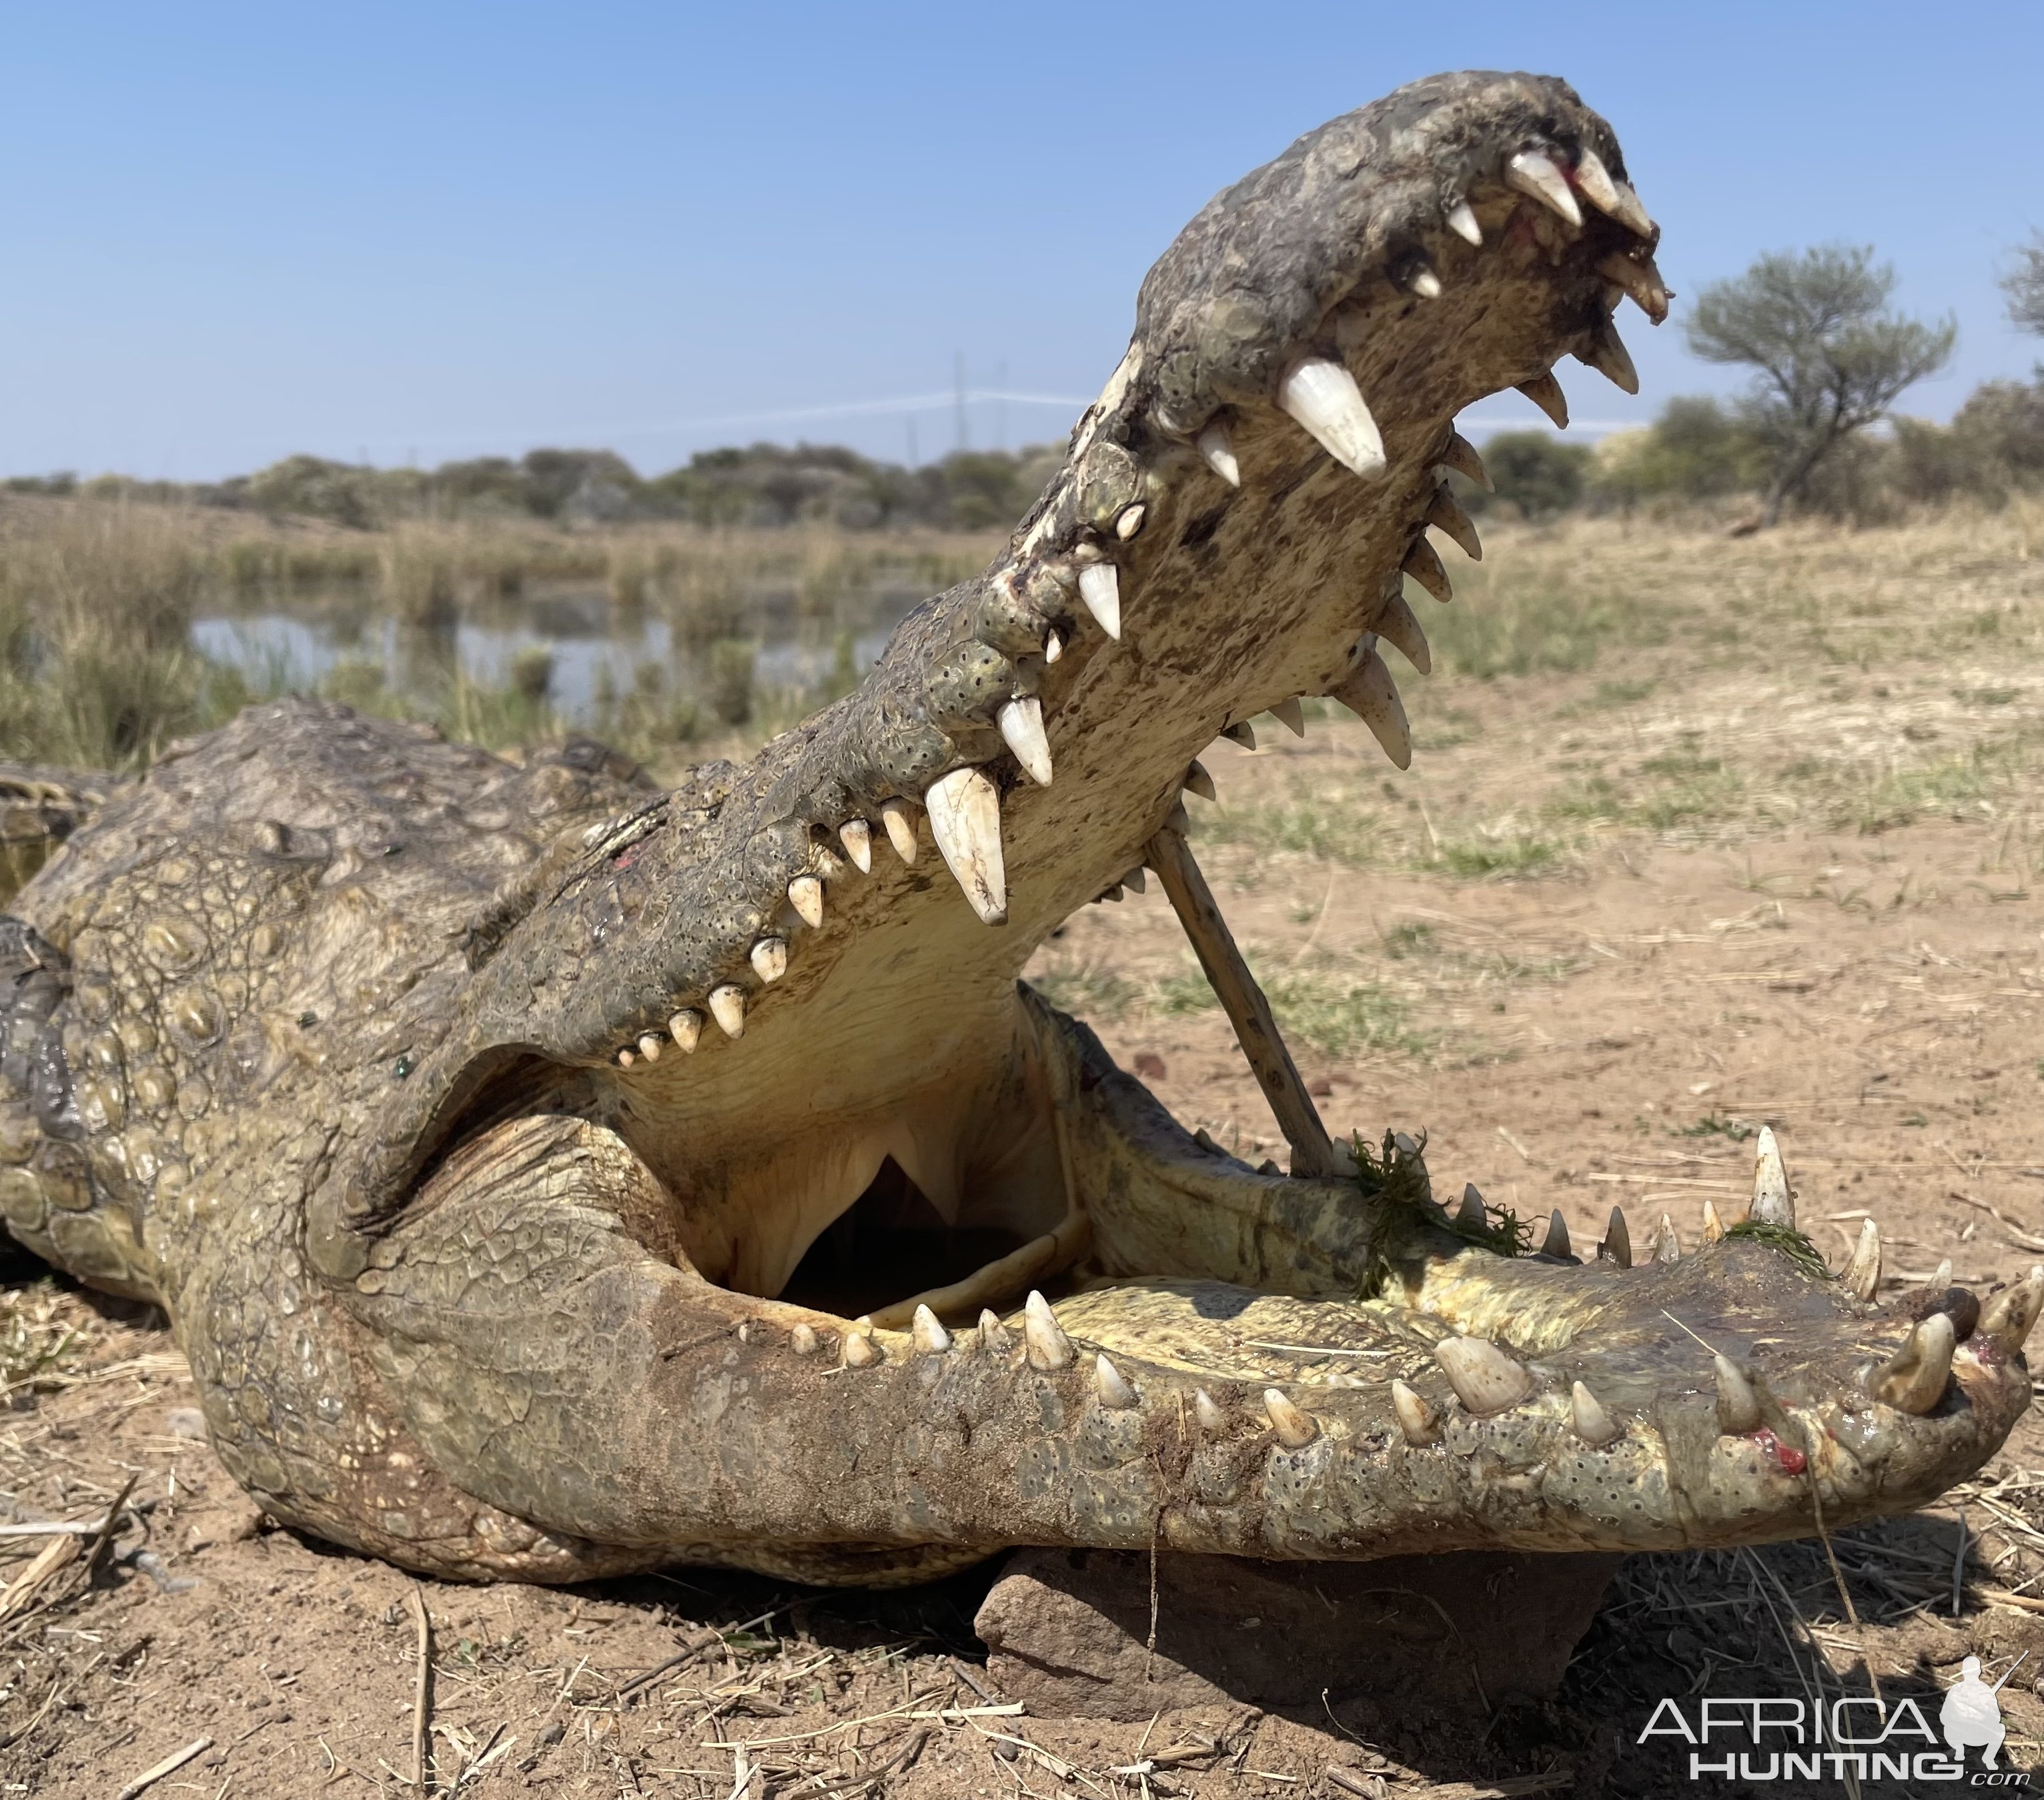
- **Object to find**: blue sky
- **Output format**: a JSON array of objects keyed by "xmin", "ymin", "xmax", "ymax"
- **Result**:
[{"xmin": 4, "ymin": 1, "xmax": 2039, "ymax": 480}]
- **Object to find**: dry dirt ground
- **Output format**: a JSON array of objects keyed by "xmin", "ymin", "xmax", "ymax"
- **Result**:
[{"xmin": 1, "ymin": 508, "xmax": 2042, "ymax": 1797}]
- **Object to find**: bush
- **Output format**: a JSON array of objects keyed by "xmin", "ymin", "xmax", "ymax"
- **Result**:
[{"xmin": 1466, "ymin": 432, "xmax": 1594, "ymax": 520}]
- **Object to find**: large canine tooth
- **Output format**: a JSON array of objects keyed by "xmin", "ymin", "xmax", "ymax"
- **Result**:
[
  {"xmin": 1438, "ymin": 432, "xmax": 1492, "ymax": 492},
  {"xmin": 1570, "ymin": 147, "xmax": 1624, "ymax": 221},
  {"xmin": 1435, "ymin": 1338, "xmax": 1534, "ymax": 1415},
  {"xmin": 911, "ymin": 1305, "xmax": 952, "ymax": 1354},
  {"xmin": 998, "ymin": 697, "xmax": 1053, "ymax": 787},
  {"xmin": 1700, "ymin": 1199, "xmax": 1724, "ymax": 1243},
  {"xmin": 1517, "ymin": 372, "xmax": 1570, "ymax": 428},
  {"xmin": 1714, "ymin": 1354, "xmax": 1763, "ymax": 1434},
  {"xmin": 1446, "ymin": 199, "xmax": 1482, "ymax": 245},
  {"xmin": 879, "ymin": 798, "xmax": 919, "ymax": 864},
  {"xmin": 1077, "ymin": 562, "xmax": 1121, "ymax": 639},
  {"xmin": 1596, "ymin": 251, "xmax": 1670, "ymax": 324},
  {"xmin": 1654, "ymin": 1214, "xmax": 1680, "ymax": 1264},
  {"xmin": 1455, "ymin": 1183, "xmax": 1488, "ymax": 1233},
  {"xmin": 789, "ymin": 1323, "xmax": 820, "ymax": 1356},
  {"xmin": 1580, "ymin": 324, "xmax": 1640, "ymax": 396},
  {"xmin": 839, "ymin": 819, "xmax": 873, "ymax": 873},
  {"xmin": 1875, "ymin": 1313, "xmax": 1957, "ymax": 1415},
  {"xmin": 787, "ymin": 876, "xmax": 825, "ymax": 929},
  {"xmin": 1043, "ymin": 629, "xmax": 1063, "ymax": 664},
  {"xmin": 707, "ymin": 985, "xmax": 746, "ymax": 1038},
  {"xmin": 926, "ymin": 766, "xmax": 1007, "ymax": 925},
  {"xmin": 1570, "ymin": 1380, "xmax": 1622, "ymax": 1447},
  {"xmin": 1278, "ymin": 358, "xmax": 1386, "ymax": 480},
  {"xmin": 636, "ymin": 1033, "xmax": 663, "ymax": 1063},
  {"xmin": 1540, "ymin": 1210, "xmax": 1571, "ymax": 1259},
  {"xmin": 1506, "ymin": 148, "xmax": 1582, "ymax": 226},
  {"xmin": 1749, "ymin": 1127, "xmax": 1795, "ymax": 1228},
  {"xmin": 1095, "ymin": 1354, "xmax": 1138, "ymax": 1409},
  {"xmin": 750, "ymin": 937, "xmax": 788, "ymax": 983},
  {"xmin": 1193, "ymin": 1388, "xmax": 1227, "ymax": 1435},
  {"xmin": 1328, "ymin": 645, "xmax": 1411, "ymax": 770},
  {"xmin": 842, "ymin": 1324, "xmax": 884, "ymax": 1368},
  {"xmin": 1981, "ymin": 1266, "xmax": 2044, "ymax": 1354},
  {"xmin": 668, "ymin": 1009, "xmax": 702, "ymax": 1053},
  {"xmin": 1023, "ymin": 1291, "xmax": 1074, "ymax": 1370},
  {"xmin": 1184, "ymin": 761, "xmax": 1217, "ymax": 802},
  {"xmin": 1403, "ymin": 536, "xmax": 1454, "ymax": 606},
  {"xmin": 1197, "ymin": 420, "xmax": 1241, "ymax": 487},
  {"xmin": 1602, "ymin": 1206, "xmax": 1632, "ymax": 1268},
  {"xmin": 1842, "ymin": 1218, "xmax": 1883, "ymax": 1302},
  {"xmin": 1375, "ymin": 592, "xmax": 1432, "ymax": 674},
  {"xmin": 1263, "ymin": 1388, "xmax": 1320, "ymax": 1447},
  {"xmin": 1221, "ymin": 721, "xmax": 1257, "ymax": 750},
  {"xmin": 978, "ymin": 1309, "xmax": 1013, "ymax": 1354},
  {"xmin": 1270, "ymin": 697, "xmax": 1306, "ymax": 737},
  {"xmin": 1391, "ymin": 1378, "xmax": 1441, "ymax": 1445},
  {"xmin": 1427, "ymin": 486, "xmax": 1482, "ymax": 560}
]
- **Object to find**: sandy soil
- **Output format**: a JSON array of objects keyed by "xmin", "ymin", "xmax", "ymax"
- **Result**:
[{"xmin": 3, "ymin": 510, "xmax": 2043, "ymax": 1797}]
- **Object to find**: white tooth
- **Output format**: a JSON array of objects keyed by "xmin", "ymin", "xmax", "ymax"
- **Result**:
[
  {"xmin": 1570, "ymin": 147, "xmax": 1620, "ymax": 216},
  {"xmin": 1842, "ymin": 1218, "xmax": 1882, "ymax": 1303},
  {"xmin": 1579, "ymin": 327, "xmax": 1640, "ymax": 396},
  {"xmin": 1263, "ymin": 1388, "xmax": 1319, "ymax": 1448},
  {"xmin": 1077, "ymin": 562, "xmax": 1121, "ymax": 639},
  {"xmin": 1981, "ymin": 1266, "xmax": 2044, "ymax": 1352},
  {"xmin": 978, "ymin": 1308, "xmax": 1013, "ymax": 1354},
  {"xmin": 1197, "ymin": 420, "xmax": 1241, "ymax": 487},
  {"xmin": 1517, "ymin": 372, "xmax": 1570, "ymax": 429},
  {"xmin": 925, "ymin": 766, "xmax": 1007, "ymax": 925},
  {"xmin": 1612, "ymin": 178, "xmax": 1652, "ymax": 237},
  {"xmin": 1700, "ymin": 1199, "xmax": 1724, "ymax": 1244},
  {"xmin": 1570, "ymin": 1380, "xmax": 1622, "ymax": 1447},
  {"xmin": 1932, "ymin": 1257, "xmax": 1953, "ymax": 1290},
  {"xmin": 1446, "ymin": 199, "xmax": 1482, "ymax": 245},
  {"xmin": 789, "ymin": 1323, "xmax": 820, "ymax": 1356},
  {"xmin": 1023, "ymin": 1290, "xmax": 1073, "ymax": 1370},
  {"xmin": 1875, "ymin": 1313, "xmax": 1955, "ymax": 1415},
  {"xmin": 616, "ymin": 1047, "xmax": 635, "ymax": 1068},
  {"xmin": 997, "ymin": 696, "xmax": 1053, "ymax": 787},
  {"xmin": 1540, "ymin": 1210, "xmax": 1572, "ymax": 1259},
  {"xmin": 1193, "ymin": 1388, "xmax": 1227, "ymax": 1434},
  {"xmin": 1183, "ymin": 760, "xmax": 1217, "ymax": 802},
  {"xmin": 1374, "ymin": 592, "xmax": 1432, "ymax": 674},
  {"xmin": 842, "ymin": 1326, "xmax": 883, "ymax": 1368},
  {"xmin": 838, "ymin": 819, "xmax": 873, "ymax": 873},
  {"xmin": 1506, "ymin": 148, "xmax": 1582, "ymax": 227},
  {"xmin": 1438, "ymin": 432, "xmax": 1492, "ymax": 492},
  {"xmin": 787, "ymin": 875, "xmax": 824, "ymax": 929},
  {"xmin": 1403, "ymin": 536, "xmax": 1453, "ymax": 606},
  {"xmin": 1115, "ymin": 503, "xmax": 1145, "ymax": 541},
  {"xmin": 879, "ymin": 798, "xmax": 919, "ymax": 864},
  {"xmin": 1269, "ymin": 697, "xmax": 1306, "ymax": 737},
  {"xmin": 911, "ymin": 1304, "xmax": 952, "ymax": 1354},
  {"xmin": 1714, "ymin": 1353, "xmax": 1762, "ymax": 1434},
  {"xmin": 1278, "ymin": 358, "xmax": 1386, "ymax": 480},
  {"xmin": 1221, "ymin": 721, "xmax": 1257, "ymax": 750},
  {"xmin": 636, "ymin": 1033, "xmax": 663, "ymax": 1063},
  {"xmin": 1095, "ymin": 1353, "xmax": 1138, "ymax": 1409},
  {"xmin": 1749, "ymin": 1126, "xmax": 1795, "ymax": 1228},
  {"xmin": 668, "ymin": 1009, "xmax": 702, "ymax": 1053},
  {"xmin": 1603, "ymin": 1206, "xmax": 1633, "ymax": 1268},
  {"xmin": 750, "ymin": 937, "xmax": 787, "ymax": 983},
  {"xmin": 1428, "ymin": 486, "xmax": 1482, "ymax": 561},
  {"xmin": 1433, "ymin": 1337, "xmax": 1534, "ymax": 1416},
  {"xmin": 1408, "ymin": 264, "xmax": 1442, "ymax": 300},
  {"xmin": 1327, "ymin": 645, "xmax": 1411, "ymax": 771},
  {"xmin": 708, "ymin": 984, "xmax": 746, "ymax": 1039},
  {"xmin": 1043, "ymin": 629, "xmax": 1063, "ymax": 663},
  {"xmin": 1391, "ymin": 1378, "xmax": 1441, "ymax": 1445},
  {"xmin": 1655, "ymin": 1214, "xmax": 1681, "ymax": 1264},
  {"xmin": 1121, "ymin": 867, "xmax": 1147, "ymax": 894}
]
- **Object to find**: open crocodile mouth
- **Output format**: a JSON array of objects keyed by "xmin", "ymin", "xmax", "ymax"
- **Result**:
[{"xmin": 313, "ymin": 70, "xmax": 2037, "ymax": 1580}]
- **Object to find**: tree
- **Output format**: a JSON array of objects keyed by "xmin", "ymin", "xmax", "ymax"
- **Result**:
[
  {"xmin": 1684, "ymin": 246, "xmax": 1955, "ymax": 526},
  {"xmin": 2003, "ymin": 233, "xmax": 2044, "ymax": 336},
  {"xmin": 1466, "ymin": 431, "xmax": 1593, "ymax": 519}
]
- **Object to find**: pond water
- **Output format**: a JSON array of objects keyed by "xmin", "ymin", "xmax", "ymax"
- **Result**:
[{"xmin": 191, "ymin": 576, "xmax": 933, "ymax": 725}]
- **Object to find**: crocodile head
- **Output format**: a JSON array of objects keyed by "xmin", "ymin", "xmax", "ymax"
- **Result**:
[{"xmin": 29, "ymin": 71, "xmax": 2024, "ymax": 1587}]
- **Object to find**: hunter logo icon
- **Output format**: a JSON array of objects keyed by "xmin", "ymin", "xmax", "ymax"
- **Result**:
[{"xmin": 1943, "ymin": 1653, "xmax": 2026, "ymax": 1769}]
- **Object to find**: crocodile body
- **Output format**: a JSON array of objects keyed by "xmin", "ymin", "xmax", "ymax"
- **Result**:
[{"xmin": 0, "ymin": 71, "xmax": 2031, "ymax": 1587}]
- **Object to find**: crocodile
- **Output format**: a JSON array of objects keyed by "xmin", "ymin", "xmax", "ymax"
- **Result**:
[{"xmin": 0, "ymin": 69, "xmax": 2031, "ymax": 1591}]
